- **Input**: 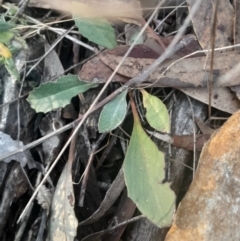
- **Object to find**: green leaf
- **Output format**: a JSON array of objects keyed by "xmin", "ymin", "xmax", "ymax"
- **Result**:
[
  {"xmin": 75, "ymin": 18, "xmax": 117, "ymax": 49},
  {"xmin": 141, "ymin": 89, "xmax": 170, "ymax": 132},
  {"xmin": 123, "ymin": 119, "xmax": 175, "ymax": 227},
  {"xmin": 27, "ymin": 74, "xmax": 98, "ymax": 113},
  {"xmin": 98, "ymin": 89, "xmax": 128, "ymax": 133},
  {"xmin": 0, "ymin": 21, "xmax": 15, "ymax": 32},
  {"xmin": 0, "ymin": 31, "xmax": 14, "ymax": 45}
]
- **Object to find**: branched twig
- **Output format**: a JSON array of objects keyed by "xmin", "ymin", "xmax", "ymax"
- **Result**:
[
  {"xmin": 0, "ymin": 33, "xmax": 197, "ymax": 163},
  {"xmin": 26, "ymin": 26, "xmax": 75, "ymax": 77}
]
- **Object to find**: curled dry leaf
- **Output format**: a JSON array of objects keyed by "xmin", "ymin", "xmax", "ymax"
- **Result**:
[{"xmin": 165, "ymin": 110, "xmax": 240, "ymax": 241}]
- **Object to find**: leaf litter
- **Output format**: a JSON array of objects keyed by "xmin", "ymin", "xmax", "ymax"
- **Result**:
[{"xmin": 0, "ymin": 0, "xmax": 240, "ymax": 240}]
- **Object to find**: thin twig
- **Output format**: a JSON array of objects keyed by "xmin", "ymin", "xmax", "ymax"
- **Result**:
[
  {"xmin": 26, "ymin": 26, "xmax": 75, "ymax": 77},
  {"xmin": 154, "ymin": 1, "xmax": 186, "ymax": 32},
  {"xmin": 22, "ymin": 14, "xmax": 95, "ymax": 52},
  {"xmin": 208, "ymin": 0, "xmax": 219, "ymax": 118},
  {"xmin": 0, "ymin": 21, "xmax": 201, "ymax": 168},
  {"xmin": 17, "ymin": 0, "xmax": 166, "ymax": 223},
  {"xmin": 162, "ymin": 43, "xmax": 240, "ymax": 75},
  {"xmin": 79, "ymin": 133, "xmax": 107, "ymax": 206},
  {"xmin": 186, "ymin": 96, "xmax": 196, "ymax": 177}
]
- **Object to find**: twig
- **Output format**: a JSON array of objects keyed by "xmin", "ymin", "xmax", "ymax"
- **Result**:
[
  {"xmin": 127, "ymin": 35, "xmax": 196, "ymax": 87},
  {"xmin": 107, "ymin": 215, "xmax": 145, "ymax": 231},
  {"xmin": 154, "ymin": 1, "xmax": 186, "ymax": 32},
  {"xmin": 0, "ymin": 25, "xmax": 201, "ymax": 169},
  {"xmin": 162, "ymin": 43, "xmax": 240, "ymax": 75},
  {"xmin": 0, "ymin": 33, "xmax": 200, "ymax": 164},
  {"xmin": 208, "ymin": 0, "xmax": 220, "ymax": 118},
  {"xmin": 26, "ymin": 26, "xmax": 75, "ymax": 77},
  {"xmin": 23, "ymin": 15, "xmax": 95, "ymax": 52},
  {"xmin": 17, "ymin": 0, "xmax": 166, "ymax": 223},
  {"xmin": 186, "ymin": 96, "xmax": 196, "ymax": 177},
  {"xmin": 79, "ymin": 133, "xmax": 107, "ymax": 206}
]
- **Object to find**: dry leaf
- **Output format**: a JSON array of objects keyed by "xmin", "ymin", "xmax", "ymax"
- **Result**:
[
  {"xmin": 172, "ymin": 134, "xmax": 211, "ymax": 151},
  {"xmin": 96, "ymin": 45, "xmax": 240, "ymax": 113},
  {"xmin": 79, "ymin": 168, "xmax": 125, "ymax": 226},
  {"xmin": 165, "ymin": 110, "xmax": 240, "ymax": 241},
  {"xmin": 37, "ymin": 185, "xmax": 53, "ymax": 212},
  {"xmin": 153, "ymin": 51, "xmax": 240, "ymax": 88},
  {"xmin": 180, "ymin": 87, "xmax": 240, "ymax": 114},
  {"xmin": 79, "ymin": 56, "xmax": 128, "ymax": 83},
  {"xmin": 48, "ymin": 160, "xmax": 78, "ymax": 241},
  {"xmin": 186, "ymin": 0, "xmax": 234, "ymax": 49},
  {"xmin": 40, "ymin": 0, "xmax": 142, "ymax": 20},
  {"xmin": 146, "ymin": 130, "xmax": 211, "ymax": 151}
]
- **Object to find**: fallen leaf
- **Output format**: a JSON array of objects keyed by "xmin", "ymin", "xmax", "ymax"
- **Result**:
[
  {"xmin": 98, "ymin": 45, "xmax": 240, "ymax": 113},
  {"xmin": 172, "ymin": 134, "xmax": 211, "ymax": 151},
  {"xmin": 79, "ymin": 56, "xmax": 128, "ymax": 83},
  {"xmin": 0, "ymin": 131, "xmax": 34, "ymax": 167},
  {"xmin": 102, "ymin": 189, "xmax": 136, "ymax": 241},
  {"xmin": 79, "ymin": 168, "xmax": 125, "ymax": 226},
  {"xmin": 48, "ymin": 160, "xmax": 78, "ymax": 241},
  {"xmin": 41, "ymin": 0, "xmax": 142, "ymax": 20},
  {"xmin": 165, "ymin": 110, "xmax": 240, "ymax": 241},
  {"xmin": 186, "ymin": 0, "xmax": 234, "ymax": 49},
  {"xmin": 179, "ymin": 87, "xmax": 240, "ymax": 114},
  {"xmin": 146, "ymin": 129, "xmax": 211, "ymax": 151}
]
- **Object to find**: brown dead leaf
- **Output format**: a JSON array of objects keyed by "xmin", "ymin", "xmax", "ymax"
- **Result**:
[
  {"xmin": 186, "ymin": 0, "xmax": 234, "ymax": 49},
  {"xmin": 173, "ymin": 134, "xmax": 211, "ymax": 151},
  {"xmin": 79, "ymin": 168, "xmax": 125, "ymax": 226},
  {"xmin": 194, "ymin": 117, "xmax": 215, "ymax": 135},
  {"xmin": 165, "ymin": 110, "xmax": 240, "ymax": 241},
  {"xmin": 79, "ymin": 44, "xmax": 161, "ymax": 82},
  {"xmin": 146, "ymin": 130, "xmax": 211, "ymax": 151},
  {"xmin": 79, "ymin": 56, "xmax": 128, "ymax": 83},
  {"xmin": 102, "ymin": 189, "xmax": 136, "ymax": 241},
  {"xmin": 154, "ymin": 51, "xmax": 240, "ymax": 88},
  {"xmin": 97, "ymin": 44, "xmax": 240, "ymax": 113}
]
